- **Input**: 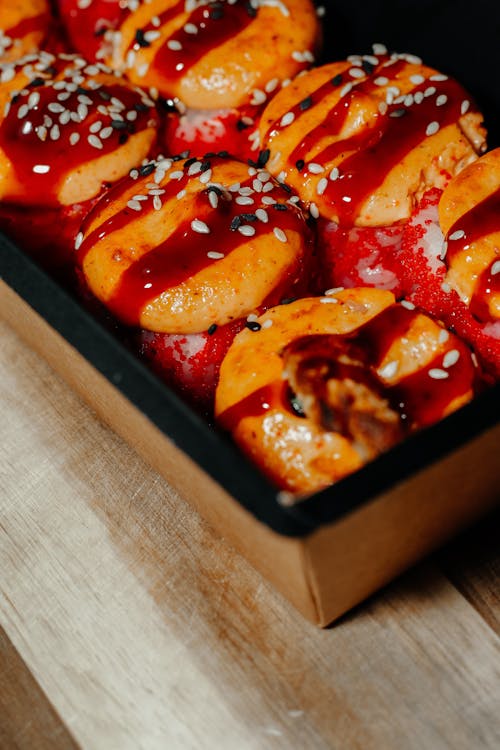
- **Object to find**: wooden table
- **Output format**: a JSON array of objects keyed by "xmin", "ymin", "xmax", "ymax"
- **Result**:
[{"xmin": 1, "ymin": 319, "xmax": 499, "ymax": 750}]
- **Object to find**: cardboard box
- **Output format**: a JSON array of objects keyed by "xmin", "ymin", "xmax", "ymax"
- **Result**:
[{"xmin": 1, "ymin": 5, "xmax": 499, "ymax": 625}]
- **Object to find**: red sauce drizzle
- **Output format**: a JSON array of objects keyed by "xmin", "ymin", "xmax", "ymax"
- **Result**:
[
  {"xmin": 268, "ymin": 55, "xmax": 475, "ymax": 225},
  {"xmin": 150, "ymin": 0, "xmax": 256, "ymax": 83},
  {"xmin": 445, "ymin": 188, "xmax": 500, "ymax": 323},
  {"xmin": 218, "ymin": 304, "xmax": 475, "ymax": 432},
  {"xmin": 58, "ymin": 0, "xmax": 128, "ymax": 60},
  {"xmin": 0, "ymin": 75, "xmax": 156, "ymax": 206},
  {"xmin": 6, "ymin": 12, "xmax": 50, "ymax": 40},
  {"xmin": 78, "ymin": 159, "xmax": 307, "ymax": 326}
]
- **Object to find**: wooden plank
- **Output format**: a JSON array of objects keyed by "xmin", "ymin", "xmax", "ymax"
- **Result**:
[
  {"xmin": 0, "ymin": 625, "xmax": 79, "ymax": 750},
  {"xmin": 1, "ymin": 321, "xmax": 500, "ymax": 750},
  {"xmin": 438, "ymin": 510, "xmax": 500, "ymax": 634}
]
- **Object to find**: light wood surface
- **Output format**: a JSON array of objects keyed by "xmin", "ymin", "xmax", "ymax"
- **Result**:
[{"xmin": 1, "ymin": 320, "xmax": 499, "ymax": 750}]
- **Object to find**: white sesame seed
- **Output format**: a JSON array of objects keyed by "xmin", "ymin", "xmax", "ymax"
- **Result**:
[
  {"xmin": 309, "ymin": 202, "xmax": 319, "ymax": 219},
  {"xmin": 316, "ymin": 177, "xmax": 328, "ymax": 195},
  {"xmin": 405, "ymin": 54, "xmax": 422, "ymax": 65},
  {"xmin": 316, "ymin": 5, "xmax": 325, "ymax": 16},
  {"xmin": 342, "ymin": 195, "xmax": 352, "ymax": 203},
  {"xmin": 50, "ymin": 124, "xmax": 61, "ymax": 140},
  {"xmin": 199, "ymin": 169, "xmax": 212, "ymax": 184},
  {"xmin": 188, "ymin": 161, "xmax": 202, "ymax": 176},
  {"xmin": 262, "ymin": 182, "xmax": 274, "ymax": 193},
  {"xmin": 137, "ymin": 63, "xmax": 149, "ymax": 78},
  {"xmin": 252, "ymin": 178, "xmax": 263, "ymax": 193},
  {"xmin": 176, "ymin": 189, "xmax": 186, "ymax": 199},
  {"xmin": 308, "ymin": 162, "xmax": 324, "ymax": 174},
  {"xmin": 255, "ymin": 208, "xmax": 268, "ymax": 222},
  {"xmin": 229, "ymin": 182, "xmax": 241, "ymax": 193},
  {"xmin": 262, "ymin": 196, "xmax": 276, "ymax": 205},
  {"xmin": 429, "ymin": 368, "xmax": 449, "ymax": 380},
  {"xmin": 127, "ymin": 199, "xmax": 142, "ymax": 211},
  {"xmin": 303, "ymin": 50, "xmax": 314, "ymax": 63},
  {"xmin": 77, "ymin": 103, "xmax": 88, "ymax": 120},
  {"xmin": 206, "ymin": 251, "xmax": 224, "ymax": 260},
  {"xmin": 273, "ymin": 227, "xmax": 287, "ymax": 243},
  {"xmin": 184, "ymin": 23, "xmax": 198, "ymax": 34},
  {"xmin": 129, "ymin": 169, "xmax": 139, "ymax": 179},
  {"xmin": 153, "ymin": 195, "xmax": 162, "ymax": 211},
  {"xmin": 443, "ymin": 349, "xmax": 460, "ymax": 368},
  {"xmin": 169, "ymin": 170, "xmax": 184, "ymax": 180},
  {"xmin": 74, "ymin": 232, "xmax": 84, "ymax": 250},
  {"xmin": 88, "ymin": 133, "xmax": 103, "ymax": 149},
  {"xmin": 262, "ymin": 319, "xmax": 273, "ymax": 329},
  {"xmin": 208, "ymin": 191, "xmax": 218, "ymax": 209},
  {"xmin": 329, "ymin": 166, "xmax": 339, "ymax": 181},
  {"xmin": 191, "ymin": 218, "xmax": 210, "ymax": 234},
  {"xmin": 27, "ymin": 91, "xmax": 40, "ymax": 109},
  {"xmin": 69, "ymin": 131, "xmax": 80, "ymax": 145},
  {"xmin": 265, "ymin": 78, "xmax": 279, "ymax": 93},
  {"xmin": 144, "ymin": 30, "xmax": 161, "ymax": 43},
  {"xmin": 410, "ymin": 74, "xmax": 425, "ymax": 85},
  {"xmin": 379, "ymin": 360, "xmax": 399, "ymax": 379},
  {"xmin": 438, "ymin": 329, "xmax": 450, "ymax": 344},
  {"xmin": 339, "ymin": 82, "xmax": 353, "ymax": 97},
  {"xmin": 100, "ymin": 126, "xmax": 113, "ymax": 139},
  {"xmin": 426, "ymin": 121, "xmax": 440, "ymax": 136},
  {"xmin": 167, "ymin": 40, "xmax": 182, "ymax": 51},
  {"xmin": 378, "ymin": 102, "xmax": 388, "ymax": 115},
  {"xmin": 449, "ymin": 229, "xmax": 465, "ymax": 241},
  {"xmin": 436, "ymin": 94, "xmax": 448, "ymax": 106},
  {"xmin": 400, "ymin": 300, "xmax": 416, "ymax": 310},
  {"xmin": 132, "ymin": 194, "xmax": 148, "ymax": 201},
  {"xmin": 250, "ymin": 89, "xmax": 266, "ymax": 105},
  {"xmin": 247, "ymin": 313, "xmax": 258, "ymax": 323},
  {"xmin": 36, "ymin": 126, "xmax": 47, "ymax": 141},
  {"xmin": 32, "ymin": 164, "xmax": 50, "ymax": 174},
  {"xmin": 126, "ymin": 110, "xmax": 138, "ymax": 121},
  {"xmin": 404, "ymin": 94, "xmax": 414, "ymax": 107},
  {"xmin": 280, "ymin": 111, "xmax": 295, "ymax": 127},
  {"xmin": 374, "ymin": 76, "xmax": 389, "ymax": 86},
  {"xmin": 441, "ymin": 282, "xmax": 451, "ymax": 293},
  {"xmin": 349, "ymin": 67, "xmax": 365, "ymax": 78},
  {"xmin": 430, "ymin": 74, "xmax": 448, "ymax": 82},
  {"xmin": 414, "ymin": 91, "xmax": 424, "ymax": 104},
  {"xmin": 461, "ymin": 99, "xmax": 470, "ymax": 115},
  {"xmin": 491, "ymin": 261, "xmax": 500, "ymax": 276},
  {"xmin": 320, "ymin": 297, "xmax": 338, "ymax": 304},
  {"xmin": 17, "ymin": 104, "xmax": 29, "ymax": 119},
  {"xmin": 440, "ymin": 241, "xmax": 448, "ymax": 260},
  {"xmin": 236, "ymin": 196, "xmax": 254, "ymax": 205},
  {"xmin": 238, "ymin": 225, "xmax": 256, "ymax": 237},
  {"xmin": 372, "ymin": 43, "xmax": 387, "ymax": 55},
  {"xmin": 89, "ymin": 120, "xmax": 102, "ymax": 133},
  {"xmin": 291, "ymin": 50, "xmax": 305, "ymax": 62},
  {"xmin": 424, "ymin": 86, "xmax": 436, "ymax": 98},
  {"xmin": 257, "ymin": 170, "xmax": 270, "ymax": 182},
  {"xmin": 324, "ymin": 286, "xmax": 344, "ymax": 296}
]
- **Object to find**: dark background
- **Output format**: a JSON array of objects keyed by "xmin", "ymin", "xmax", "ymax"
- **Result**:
[{"xmin": 319, "ymin": 0, "xmax": 500, "ymax": 146}]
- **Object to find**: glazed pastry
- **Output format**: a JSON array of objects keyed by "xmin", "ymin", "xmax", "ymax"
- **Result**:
[
  {"xmin": 215, "ymin": 288, "xmax": 477, "ymax": 494},
  {"xmin": 0, "ymin": 1, "xmax": 53, "ymax": 63},
  {"xmin": 57, "ymin": 0, "xmax": 322, "ymax": 158},
  {"xmin": 259, "ymin": 46, "xmax": 486, "ymax": 226},
  {"xmin": 76, "ymin": 154, "xmax": 312, "ymax": 408},
  {"xmin": 0, "ymin": 51, "xmax": 158, "ymax": 275}
]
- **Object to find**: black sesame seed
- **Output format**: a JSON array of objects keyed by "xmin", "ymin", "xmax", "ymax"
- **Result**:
[
  {"xmin": 272, "ymin": 203, "xmax": 288, "ymax": 211},
  {"xmin": 118, "ymin": 133, "xmax": 129, "ymax": 144},
  {"xmin": 157, "ymin": 98, "xmax": 177, "ymax": 113},
  {"xmin": 94, "ymin": 25, "xmax": 108, "ymax": 37},
  {"xmin": 200, "ymin": 160, "xmax": 212, "ymax": 172},
  {"xmin": 207, "ymin": 185, "xmax": 223, "ymax": 196},
  {"xmin": 134, "ymin": 101, "xmax": 149, "ymax": 111},
  {"xmin": 295, "ymin": 159, "xmax": 305, "ymax": 171},
  {"xmin": 111, "ymin": 119, "xmax": 127, "ymax": 130},
  {"xmin": 209, "ymin": 6, "xmax": 224, "ymax": 19},
  {"xmin": 43, "ymin": 66, "xmax": 56, "ymax": 76},
  {"xmin": 278, "ymin": 181, "xmax": 292, "ymax": 194},
  {"xmin": 183, "ymin": 157, "xmax": 197, "ymax": 168},
  {"xmin": 28, "ymin": 77, "xmax": 46, "ymax": 88},
  {"xmin": 139, "ymin": 163, "xmax": 155, "ymax": 176},
  {"xmin": 203, "ymin": 151, "xmax": 217, "ymax": 158},
  {"xmin": 76, "ymin": 86, "xmax": 89, "ymax": 94},
  {"xmin": 11, "ymin": 94, "xmax": 20, "ymax": 104},
  {"xmin": 217, "ymin": 150, "xmax": 230, "ymax": 158},
  {"xmin": 299, "ymin": 96, "xmax": 313, "ymax": 111},
  {"xmin": 207, "ymin": 323, "xmax": 218, "ymax": 335},
  {"xmin": 135, "ymin": 29, "xmax": 150, "ymax": 48},
  {"xmin": 236, "ymin": 119, "xmax": 250, "ymax": 131},
  {"xmin": 257, "ymin": 148, "xmax": 270, "ymax": 167},
  {"xmin": 331, "ymin": 74, "xmax": 343, "ymax": 86},
  {"xmin": 239, "ymin": 213, "xmax": 258, "ymax": 222},
  {"xmin": 361, "ymin": 60, "xmax": 376, "ymax": 75},
  {"xmin": 172, "ymin": 149, "xmax": 190, "ymax": 161},
  {"xmin": 230, "ymin": 216, "xmax": 242, "ymax": 231},
  {"xmin": 280, "ymin": 297, "xmax": 297, "ymax": 305},
  {"xmin": 245, "ymin": 321, "xmax": 261, "ymax": 331},
  {"xmin": 245, "ymin": 1, "xmax": 257, "ymax": 17},
  {"xmin": 389, "ymin": 108, "xmax": 407, "ymax": 118},
  {"xmin": 99, "ymin": 90, "xmax": 112, "ymax": 101}
]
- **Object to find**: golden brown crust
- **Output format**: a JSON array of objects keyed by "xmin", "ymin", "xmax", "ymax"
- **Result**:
[
  {"xmin": 259, "ymin": 54, "xmax": 486, "ymax": 226},
  {"xmin": 0, "ymin": 0, "xmax": 50, "ymax": 63}
]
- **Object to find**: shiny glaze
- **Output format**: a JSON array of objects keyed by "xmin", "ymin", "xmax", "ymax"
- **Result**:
[
  {"xmin": 5, "ymin": 12, "xmax": 50, "ymax": 40},
  {"xmin": 78, "ymin": 156, "xmax": 309, "ymax": 326},
  {"xmin": 218, "ymin": 304, "xmax": 475, "ymax": 432},
  {"xmin": 263, "ymin": 54, "xmax": 479, "ymax": 225},
  {"xmin": 445, "ymin": 188, "xmax": 500, "ymax": 323}
]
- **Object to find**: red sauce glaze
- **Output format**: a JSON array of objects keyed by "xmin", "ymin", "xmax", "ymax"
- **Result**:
[
  {"xmin": 150, "ymin": 0, "xmax": 257, "ymax": 84},
  {"xmin": 57, "ymin": 0, "xmax": 127, "ymax": 60},
  {"xmin": 5, "ymin": 12, "xmax": 51, "ymax": 40},
  {"xmin": 0, "ymin": 73, "xmax": 157, "ymax": 206},
  {"xmin": 445, "ymin": 188, "xmax": 500, "ymax": 324},
  {"xmin": 78, "ymin": 157, "xmax": 310, "ymax": 326},
  {"xmin": 266, "ymin": 55, "xmax": 475, "ymax": 225},
  {"xmin": 218, "ymin": 304, "xmax": 475, "ymax": 433}
]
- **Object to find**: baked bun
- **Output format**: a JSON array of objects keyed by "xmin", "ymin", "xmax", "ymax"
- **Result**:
[
  {"xmin": 0, "ymin": 1, "xmax": 52, "ymax": 63},
  {"xmin": 259, "ymin": 47, "xmax": 486, "ymax": 226},
  {"xmin": 77, "ymin": 154, "xmax": 311, "ymax": 330},
  {"xmin": 215, "ymin": 288, "xmax": 476, "ymax": 493},
  {"xmin": 439, "ymin": 148, "xmax": 500, "ymax": 326},
  {"xmin": 0, "ymin": 51, "xmax": 159, "ymax": 208},
  {"xmin": 57, "ymin": 0, "xmax": 321, "ymax": 110}
]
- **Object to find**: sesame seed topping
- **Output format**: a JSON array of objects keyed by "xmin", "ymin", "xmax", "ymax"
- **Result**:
[
  {"xmin": 424, "ymin": 86, "xmax": 436, "ymax": 98},
  {"xmin": 250, "ymin": 89, "xmax": 266, "ymax": 105},
  {"xmin": 32, "ymin": 164, "xmax": 50, "ymax": 174},
  {"xmin": 238, "ymin": 225, "xmax": 256, "ymax": 236},
  {"xmin": 461, "ymin": 99, "xmax": 470, "ymax": 114},
  {"xmin": 316, "ymin": 177, "xmax": 328, "ymax": 195},
  {"xmin": 255, "ymin": 208, "xmax": 268, "ymax": 222},
  {"xmin": 273, "ymin": 227, "xmax": 287, "ymax": 242},
  {"xmin": 438, "ymin": 329, "xmax": 450, "ymax": 344},
  {"xmin": 69, "ymin": 131, "xmax": 80, "ymax": 145},
  {"xmin": 309, "ymin": 202, "xmax": 319, "ymax": 219},
  {"xmin": 236, "ymin": 196, "xmax": 254, "ymax": 205},
  {"xmin": 100, "ymin": 126, "xmax": 113, "ymax": 139},
  {"xmin": 449, "ymin": 229, "xmax": 465, "ymax": 241},
  {"xmin": 491, "ymin": 261, "xmax": 500, "ymax": 276},
  {"xmin": 379, "ymin": 360, "xmax": 399, "ymax": 379},
  {"xmin": 280, "ymin": 111, "xmax": 295, "ymax": 127},
  {"xmin": 167, "ymin": 40, "xmax": 182, "ymax": 51},
  {"xmin": 207, "ymin": 251, "xmax": 224, "ymax": 259},
  {"xmin": 262, "ymin": 319, "xmax": 273, "ymax": 329},
  {"xmin": 436, "ymin": 94, "xmax": 448, "ymax": 106},
  {"xmin": 153, "ymin": 196, "xmax": 162, "ymax": 211},
  {"xmin": 265, "ymin": 78, "xmax": 279, "ymax": 93},
  {"xmin": 429, "ymin": 368, "xmax": 449, "ymax": 380},
  {"xmin": 184, "ymin": 23, "xmax": 198, "ymax": 34},
  {"xmin": 127, "ymin": 199, "xmax": 142, "ymax": 211},
  {"xmin": 374, "ymin": 76, "xmax": 389, "ymax": 86},
  {"xmin": 324, "ymin": 287, "xmax": 344, "ymax": 296},
  {"xmin": 320, "ymin": 297, "xmax": 338, "ymax": 304},
  {"xmin": 329, "ymin": 166, "xmax": 339, "ymax": 181},
  {"xmin": 308, "ymin": 162, "xmax": 324, "ymax": 174},
  {"xmin": 208, "ymin": 191, "xmax": 218, "ymax": 209},
  {"xmin": 88, "ymin": 133, "xmax": 103, "ymax": 149},
  {"xmin": 74, "ymin": 232, "xmax": 83, "ymax": 250},
  {"xmin": 410, "ymin": 74, "xmax": 425, "ymax": 85},
  {"xmin": 426, "ymin": 121, "xmax": 440, "ymax": 136},
  {"xmin": 169, "ymin": 170, "xmax": 184, "ymax": 180},
  {"xmin": 191, "ymin": 218, "xmax": 210, "ymax": 234},
  {"xmin": 443, "ymin": 349, "xmax": 460, "ymax": 368},
  {"xmin": 372, "ymin": 43, "xmax": 387, "ymax": 55},
  {"xmin": 176, "ymin": 189, "xmax": 186, "ymax": 199},
  {"xmin": 349, "ymin": 67, "xmax": 365, "ymax": 78}
]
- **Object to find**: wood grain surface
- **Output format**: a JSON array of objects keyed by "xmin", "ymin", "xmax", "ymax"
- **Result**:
[{"xmin": 1, "ymin": 320, "xmax": 499, "ymax": 750}]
